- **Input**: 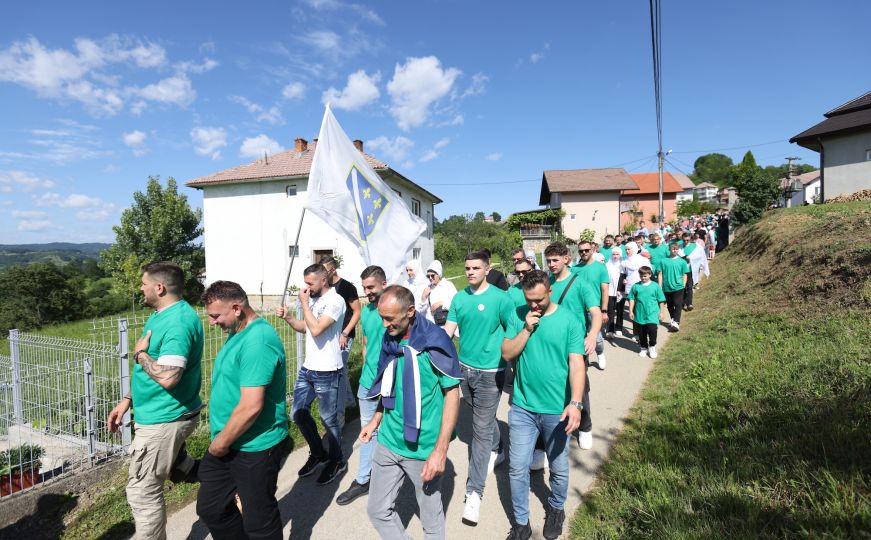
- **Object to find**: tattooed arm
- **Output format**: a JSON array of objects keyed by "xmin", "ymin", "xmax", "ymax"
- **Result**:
[{"xmin": 134, "ymin": 330, "xmax": 185, "ymax": 390}]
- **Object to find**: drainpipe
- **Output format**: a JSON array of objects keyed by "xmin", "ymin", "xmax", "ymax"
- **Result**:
[{"xmin": 816, "ymin": 136, "xmax": 825, "ymax": 203}]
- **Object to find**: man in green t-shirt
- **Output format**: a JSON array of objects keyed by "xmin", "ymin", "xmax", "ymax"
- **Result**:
[
  {"xmin": 336, "ymin": 265, "xmax": 388, "ymax": 506},
  {"xmin": 658, "ymin": 242, "xmax": 690, "ymax": 332},
  {"xmin": 545, "ymin": 242, "xmax": 600, "ymax": 451},
  {"xmin": 572, "ymin": 240, "xmax": 610, "ymax": 370},
  {"xmin": 442, "ymin": 249, "xmax": 515, "ymax": 526},
  {"xmin": 197, "ymin": 281, "xmax": 290, "ymax": 539},
  {"xmin": 628, "ymin": 266, "xmax": 666, "ymax": 359},
  {"xmin": 106, "ymin": 262, "xmax": 203, "ymax": 539},
  {"xmin": 502, "ymin": 270, "xmax": 586, "ymax": 540},
  {"xmin": 644, "ymin": 232, "xmax": 670, "ymax": 279},
  {"xmin": 362, "ymin": 286, "xmax": 461, "ymax": 539}
]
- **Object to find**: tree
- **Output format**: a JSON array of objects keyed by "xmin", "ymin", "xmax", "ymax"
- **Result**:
[
  {"xmin": 0, "ymin": 263, "xmax": 85, "ymax": 336},
  {"xmin": 691, "ymin": 153, "xmax": 734, "ymax": 187},
  {"xmin": 491, "ymin": 211, "xmax": 502, "ymax": 223},
  {"xmin": 730, "ymin": 151, "xmax": 781, "ymax": 224},
  {"xmin": 434, "ymin": 214, "xmax": 521, "ymax": 264},
  {"xmin": 101, "ymin": 176, "xmax": 205, "ymax": 304}
]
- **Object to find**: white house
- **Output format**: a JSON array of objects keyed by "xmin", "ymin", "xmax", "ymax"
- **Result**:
[
  {"xmin": 778, "ymin": 170, "xmax": 821, "ymax": 207},
  {"xmin": 790, "ymin": 90, "xmax": 871, "ymax": 200},
  {"xmin": 693, "ymin": 182, "xmax": 719, "ymax": 202},
  {"xmin": 186, "ymin": 138, "xmax": 442, "ymax": 307},
  {"xmin": 672, "ymin": 172, "xmax": 695, "ymax": 203}
]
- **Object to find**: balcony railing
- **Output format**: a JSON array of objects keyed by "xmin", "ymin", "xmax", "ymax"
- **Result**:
[{"xmin": 519, "ymin": 225, "xmax": 554, "ymax": 237}]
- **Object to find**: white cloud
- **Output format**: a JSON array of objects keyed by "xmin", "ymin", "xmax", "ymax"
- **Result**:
[
  {"xmin": 230, "ymin": 96, "xmax": 285, "ymax": 125},
  {"xmin": 17, "ymin": 219, "xmax": 54, "ymax": 232},
  {"xmin": 462, "ymin": 73, "xmax": 488, "ymax": 98},
  {"xmin": 0, "ymin": 170, "xmax": 56, "ymax": 192},
  {"xmin": 190, "ymin": 127, "xmax": 227, "ymax": 160},
  {"xmin": 35, "ymin": 192, "xmax": 103, "ymax": 208},
  {"xmin": 301, "ymin": 31, "xmax": 342, "ymax": 55},
  {"xmin": 11, "ymin": 210, "xmax": 47, "ymax": 218},
  {"xmin": 366, "ymin": 135, "xmax": 414, "ymax": 162},
  {"xmin": 419, "ymin": 150, "xmax": 438, "ymax": 163},
  {"xmin": 76, "ymin": 208, "xmax": 114, "ymax": 221},
  {"xmin": 123, "ymin": 130, "xmax": 148, "ymax": 157},
  {"xmin": 486, "ymin": 152, "xmax": 502, "ymax": 161},
  {"xmin": 420, "ymin": 137, "xmax": 451, "ymax": 163},
  {"xmin": 434, "ymin": 137, "xmax": 450, "ymax": 150},
  {"xmin": 387, "ymin": 56, "xmax": 460, "ymax": 131},
  {"xmin": 302, "ymin": 0, "xmax": 385, "ymax": 25},
  {"xmin": 130, "ymin": 100, "xmax": 147, "ymax": 115},
  {"xmin": 103, "ymin": 164, "xmax": 121, "ymax": 173},
  {"xmin": 282, "ymin": 82, "xmax": 306, "ymax": 100},
  {"xmin": 526, "ymin": 43, "xmax": 551, "ymax": 65},
  {"xmin": 322, "ymin": 70, "xmax": 381, "ymax": 111},
  {"xmin": 175, "ymin": 58, "xmax": 219, "ymax": 74},
  {"xmin": 240, "ymin": 135, "xmax": 283, "ymax": 159},
  {"xmin": 135, "ymin": 74, "xmax": 196, "ymax": 106}
]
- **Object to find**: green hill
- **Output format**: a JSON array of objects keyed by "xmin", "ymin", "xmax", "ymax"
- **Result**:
[
  {"xmin": 572, "ymin": 201, "xmax": 871, "ymax": 538},
  {"xmin": 0, "ymin": 242, "xmax": 110, "ymax": 269}
]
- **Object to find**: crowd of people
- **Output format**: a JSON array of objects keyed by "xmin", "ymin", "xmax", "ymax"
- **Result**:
[{"xmin": 106, "ymin": 213, "xmax": 725, "ymax": 540}]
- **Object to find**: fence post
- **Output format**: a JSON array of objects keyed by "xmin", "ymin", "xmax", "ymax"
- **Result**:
[
  {"xmin": 9, "ymin": 329, "xmax": 23, "ymax": 424},
  {"xmin": 118, "ymin": 319, "xmax": 132, "ymax": 448},
  {"xmin": 83, "ymin": 358, "xmax": 96, "ymax": 465}
]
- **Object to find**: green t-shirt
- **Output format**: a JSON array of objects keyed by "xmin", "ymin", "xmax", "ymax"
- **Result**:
[
  {"xmin": 133, "ymin": 301, "xmax": 203, "ymax": 425},
  {"xmin": 209, "ymin": 318, "xmax": 288, "ymax": 451},
  {"xmin": 359, "ymin": 303, "xmax": 386, "ymax": 390},
  {"xmin": 447, "ymin": 284, "xmax": 514, "ymax": 369},
  {"xmin": 548, "ymin": 273, "xmax": 595, "ymax": 332},
  {"xmin": 659, "ymin": 256, "xmax": 690, "ymax": 292},
  {"xmin": 683, "ymin": 242, "xmax": 697, "ymax": 257},
  {"xmin": 571, "ymin": 261, "xmax": 609, "ymax": 306},
  {"xmin": 506, "ymin": 305, "xmax": 584, "ymax": 414},
  {"xmin": 628, "ymin": 281, "xmax": 666, "ymax": 325},
  {"xmin": 378, "ymin": 340, "xmax": 460, "ymax": 460},
  {"xmin": 507, "ymin": 283, "xmax": 527, "ymax": 308},
  {"xmin": 599, "ymin": 246, "xmax": 615, "ymax": 261},
  {"xmin": 644, "ymin": 243, "xmax": 670, "ymax": 274}
]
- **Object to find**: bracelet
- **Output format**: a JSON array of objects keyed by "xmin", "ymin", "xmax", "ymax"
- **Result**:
[{"xmin": 133, "ymin": 349, "xmax": 146, "ymax": 363}]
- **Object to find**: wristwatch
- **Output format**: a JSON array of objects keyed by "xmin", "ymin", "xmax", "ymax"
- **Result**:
[{"xmin": 569, "ymin": 400, "xmax": 584, "ymax": 411}]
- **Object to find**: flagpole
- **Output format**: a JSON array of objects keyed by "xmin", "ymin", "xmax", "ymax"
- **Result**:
[{"xmin": 280, "ymin": 208, "xmax": 306, "ymax": 307}]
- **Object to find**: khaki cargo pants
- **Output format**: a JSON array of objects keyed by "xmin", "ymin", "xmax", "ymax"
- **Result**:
[{"xmin": 126, "ymin": 416, "xmax": 198, "ymax": 540}]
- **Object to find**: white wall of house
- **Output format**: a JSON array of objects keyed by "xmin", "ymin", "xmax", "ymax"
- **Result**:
[
  {"xmin": 558, "ymin": 192, "xmax": 621, "ymax": 241},
  {"xmin": 198, "ymin": 176, "xmax": 435, "ymax": 301},
  {"xmin": 676, "ymin": 190, "xmax": 694, "ymax": 202},
  {"xmin": 824, "ymin": 131, "xmax": 871, "ymax": 198}
]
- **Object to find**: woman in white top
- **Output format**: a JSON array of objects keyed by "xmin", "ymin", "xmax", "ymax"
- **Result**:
[
  {"xmin": 605, "ymin": 249, "xmax": 623, "ymax": 335},
  {"xmin": 420, "ymin": 260, "xmax": 457, "ymax": 325},
  {"xmin": 402, "ymin": 259, "xmax": 428, "ymax": 313}
]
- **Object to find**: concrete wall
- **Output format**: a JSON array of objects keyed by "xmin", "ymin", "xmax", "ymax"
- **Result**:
[
  {"xmin": 558, "ymin": 192, "xmax": 621, "ymax": 242},
  {"xmin": 199, "ymin": 176, "xmax": 435, "ymax": 296},
  {"xmin": 620, "ymin": 194, "xmax": 677, "ymax": 229},
  {"xmin": 823, "ymin": 131, "xmax": 871, "ymax": 199}
]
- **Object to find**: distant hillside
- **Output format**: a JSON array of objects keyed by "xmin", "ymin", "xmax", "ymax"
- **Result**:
[{"xmin": 0, "ymin": 242, "xmax": 111, "ymax": 269}]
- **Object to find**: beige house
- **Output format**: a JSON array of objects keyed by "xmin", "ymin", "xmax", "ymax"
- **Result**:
[{"xmin": 539, "ymin": 168, "xmax": 639, "ymax": 241}]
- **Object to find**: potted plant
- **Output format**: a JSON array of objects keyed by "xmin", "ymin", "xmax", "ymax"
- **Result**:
[{"xmin": 0, "ymin": 444, "xmax": 44, "ymax": 496}]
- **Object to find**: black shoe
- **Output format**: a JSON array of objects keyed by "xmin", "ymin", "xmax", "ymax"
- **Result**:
[
  {"xmin": 316, "ymin": 459, "xmax": 348, "ymax": 485},
  {"xmin": 298, "ymin": 452, "xmax": 327, "ymax": 477},
  {"xmin": 169, "ymin": 444, "xmax": 199, "ymax": 484},
  {"xmin": 685, "ymin": 304, "xmax": 694, "ymax": 311},
  {"xmin": 336, "ymin": 479, "xmax": 369, "ymax": 505},
  {"xmin": 543, "ymin": 504, "xmax": 565, "ymax": 540},
  {"xmin": 506, "ymin": 522, "xmax": 532, "ymax": 540}
]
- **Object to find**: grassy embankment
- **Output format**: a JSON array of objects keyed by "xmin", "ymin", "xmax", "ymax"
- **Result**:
[{"xmin": 570, "ymin": 201, "xmax": 871, "ymax": 538}]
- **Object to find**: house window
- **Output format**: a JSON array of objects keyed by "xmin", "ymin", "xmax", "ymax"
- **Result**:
[
  {"xmin": 425, "ymin": 210, "xmax": 432, "ymax": 238},
  {"xmin": 286, "ymin": 185, "xmax": 297, "ymax": 197},
  {"xmin": 288, "ymin": 245, "xmax": 299, "ymax": 257},
  {"xmin": 413, "ymin": 248, "xmax": 421, "ymax": 259},
  {"xmin": 570, "ymin": 213, "xmax": 576, "ymax": 220},
  {"xmin": 866, "ymin": 149, "xmax": 871, "ymax": 161},
  {"xmin": 312, "ymin": 249, "xmax": 334, "ymax": 263},
  {"xmin": 412, "ymin": 198, "xmax": 421, "ymax": 217}
]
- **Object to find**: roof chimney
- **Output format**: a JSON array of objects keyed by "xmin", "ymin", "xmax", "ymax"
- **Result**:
[
  {"xmin": 353, "ymin": 139, "xmax": 364, "ymax": 153},
  {"xmin": 295, "ymin": 138, "xmax": 308, "ymax": 152}
]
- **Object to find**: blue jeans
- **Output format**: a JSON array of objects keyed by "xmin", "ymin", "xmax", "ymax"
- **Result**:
[
  {"xmin": 292, "ymin": 367, "xmax": 344, "ymax": 462},
  {"xmin": 508, "ymin": 405, "xmax": 571, "ymax": 526},
  {"xmin": 356, "ymin": 384, "xmax": 379, "ymax": 484},
  {"xmin": 460, "ymin": 365, "xmax": 504, "ymax": 497}
]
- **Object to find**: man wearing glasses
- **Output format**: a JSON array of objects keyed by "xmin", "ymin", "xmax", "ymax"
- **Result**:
[
  {"xmin": 572, "ymin": 241, "xmax": 610, "ymax": 370},
  {"xmin": 508, "ymin": 258, "xmax": 535, "ymax": 308},
  {"xmin": 506, "ymin": 248, "xmax": 528, "ymax": 286}
]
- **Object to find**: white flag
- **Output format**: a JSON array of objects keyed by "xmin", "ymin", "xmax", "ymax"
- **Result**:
[{"xmin": 306, "ymin": 105, "xmax": 427, "ymax": 279}]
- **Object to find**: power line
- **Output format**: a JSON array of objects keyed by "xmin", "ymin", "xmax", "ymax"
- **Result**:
[{"xmin": 670, "ymin": 139, "xmax": 786, "ymax": 154}]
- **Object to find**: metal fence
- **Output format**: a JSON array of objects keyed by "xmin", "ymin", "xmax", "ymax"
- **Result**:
[{"xmin": 1, "ymin": 330, "xmax": 127, "ymax": 498}]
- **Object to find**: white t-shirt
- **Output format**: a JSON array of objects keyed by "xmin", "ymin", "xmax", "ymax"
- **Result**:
[
  {"xmin": 620, "ymin": 254, "xmax": 649, "ymax": 293},
  {"xmin": 424, "ymin": 280, "xmax": 458, "ymax": 322},
  {"xmin": 303, "ymin": 287, "xmax": 346, "ymax": 371},
  {"xmin": 605, "ymin": 260, "xmax": 622, "ymax": 296}
]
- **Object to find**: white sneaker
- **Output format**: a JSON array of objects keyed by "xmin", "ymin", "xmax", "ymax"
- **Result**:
[
  {"xmin": 596, "ymin": 352, "xmax": 607, "ymax": 370},
  {"xmin": 639, "ymin": 348, "xmax": 649, "ymax": 358},
  {"xmin": 615, "ymin": 330, "xmax": 624, "ymax": 338},
  {"xmin": 671, "ymin": 322, "xmax": 680, "ymax": 332},
  {"xmin": 631, "ymin": 336, "xmax": 639, "ymax": 343},
  {"xmin": 462, "ymin": 491, "xmax": 481, "ymax": 525},
  {"xmin": 529, "ymin": 449, "xmax": 548, "ymax": 471},
  {"xmin": 487, "ymin": 450, "xmax": 505, "ymax": 474},
  {"xmin": 649, "ymin": 346, "xmax": 658, "ymax": 359},
  {"xmin": 579, "ymin": 430, "xmax": 593, "ymax": 450}
]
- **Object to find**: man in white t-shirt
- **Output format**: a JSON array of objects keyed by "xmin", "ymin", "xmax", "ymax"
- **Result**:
[{"xmin": 278, "ymin": 263, "xmax": 347, "ymax": 485}]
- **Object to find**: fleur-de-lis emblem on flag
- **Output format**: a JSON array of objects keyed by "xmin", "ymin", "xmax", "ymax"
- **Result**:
[{"xmin": 345, "ymin": 164, "xmax": 390, "ymax": 241}]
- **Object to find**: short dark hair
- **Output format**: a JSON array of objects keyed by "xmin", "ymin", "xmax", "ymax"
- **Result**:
[
  {"xmin": 521, "ymin": 269, "xmax": 551, "ymax": 291},
  {"xmin": 639, "ymin": 265, "xmax": 653, "ymax": 275},
  {"xmin": 378, "ymin": 284, "xmax": 414, "ymax": 312},
  {"xmin": 360, "ymin": 265, "xmax": 386, "ymax": 282},
  {"xmin": 544, "ymin": 242, "xmax": 569, "ymax": 257},
  {"xmin": 511, "ymin": 248, "xmax": 525, "ymax": 257},
  {"xmin": 604, "ymin": 234, "xmax": 614, "ymax": 241},
  {"xmin": 142, "ymin": 261, "xmax": 185, "ymax": 295},
  {"xmin": 514, "ymin": 257, "xmax": 533, "ymax": 269},
  {"xmin": 318, "ymin": 254, "xmax": 338, "ymax": 268},
  {"xmin": 202, "ymin": 280, "xmax": 249, "ymax": 306},
  {"xmin": 465, "ymin": 250, "xmax": 490, "ymax": 265},
  {"xmin": 303, "ymin": 263, "xmax": 328, "ymax": 279},
  {"xmin": 480, "ymin": 248, "xmax": 492, "ymax": 258}
]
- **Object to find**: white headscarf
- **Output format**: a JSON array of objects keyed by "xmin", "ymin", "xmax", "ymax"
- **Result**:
[{"xmin": 426, "ymin": 260, "xmax": 444, "ymax": 277}]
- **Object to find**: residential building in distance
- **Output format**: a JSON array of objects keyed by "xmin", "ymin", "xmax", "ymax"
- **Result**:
[
  {"xmin": 777, "ymin": 170, "xmax": 821, "ymax": 207},
  {"xmin": 693, "ymin": 182, "xmax": 719, "ymax": 202},
  {"xmin": 672, "ymin": 172, "xmax": 696, "ymax": 203},
  {"xmin": 620, "ymin": 172, "xmax": 683, "ymax": 229}
]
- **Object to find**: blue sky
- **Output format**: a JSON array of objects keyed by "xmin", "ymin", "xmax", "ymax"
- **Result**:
[{"xmin": 0, "ymin": 0, "xmax": 868, "ymax": 243}]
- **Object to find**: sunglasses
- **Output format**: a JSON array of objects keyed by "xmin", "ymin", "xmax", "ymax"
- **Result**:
[
  {"xmin": 426, "ymin": 273, "xmax": 437, "ymax": 278},
  {"xmin": 579, "ymin": 248, "xmax": 591, "ymax": 253},
  {"xmin": 517, "ymin": 270, "xmax": 530, "ymax": 276}
]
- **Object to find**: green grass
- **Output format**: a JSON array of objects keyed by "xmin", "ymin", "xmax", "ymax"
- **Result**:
[
  {"xmin": 570, "ymin": 203, "xmax": 871, "ymax": 539},
  {"xmin": 442, "ymin": 255, "xmax": 512, "ymax": 290}
]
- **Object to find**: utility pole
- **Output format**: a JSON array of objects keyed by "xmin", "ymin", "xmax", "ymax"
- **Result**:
[{"xmin": 657, "ymin": 150, "xmax": 664, "ymax": 229}]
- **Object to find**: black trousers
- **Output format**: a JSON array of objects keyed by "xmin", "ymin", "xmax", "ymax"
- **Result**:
[
  {"xmin": 197, "ymin": 437, "xmax": 291, "ymax": 540},
  {"xmin": 617, "ymin": 297, "xmax": 628, "ymax": 332},
  {"xmin": 638, "ymin": 323, "xmax": 658, "ymax": 348},
  {"xmin": 607, "ymin": 295, "xmax": 622, "ymax": 333},
  {"xmin": 665, "ymin": 289, "xmax": 685, "ymax": 324},
  {"xmin": 683, "ymin": 272, "xmax": 694, "ymax": 307}
]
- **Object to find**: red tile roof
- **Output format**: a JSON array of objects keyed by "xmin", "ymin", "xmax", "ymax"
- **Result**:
[
  {"xmin": 624, "ymin": 172, "xmax": 684, "ymax": 195},
  {"xmin": 186, "ymin": 139, "xmax": 388, "ymax": 187}
]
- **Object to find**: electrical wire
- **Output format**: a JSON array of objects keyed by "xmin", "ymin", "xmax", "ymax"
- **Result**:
[{"xmin": 670, "ymin": 139, "xmax": 786, "ymax": 154}]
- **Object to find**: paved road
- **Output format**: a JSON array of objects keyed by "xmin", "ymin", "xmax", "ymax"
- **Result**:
[{"xmin": 163, "ymin": 328, "xmax": 669, "ymax": 540}]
